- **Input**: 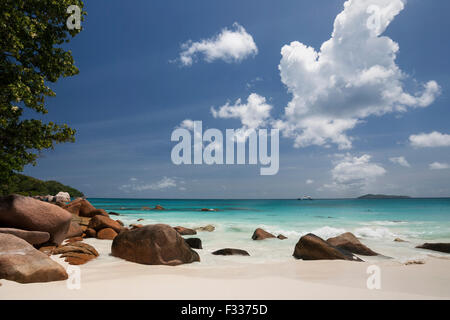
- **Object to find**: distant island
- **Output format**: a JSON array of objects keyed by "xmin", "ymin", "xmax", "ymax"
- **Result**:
[
  {"xmin": 1, "ymin": 173, "xmax": 84, "ymax": 197},
  {"xmin": 357, "ymin": 194, "xmax": 411, "ymax": 199}
]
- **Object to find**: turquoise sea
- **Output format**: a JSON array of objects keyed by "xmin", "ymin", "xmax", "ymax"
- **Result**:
[{"xmin": 89, "ymin": 198, "xmax": 450, "ymax": 264}]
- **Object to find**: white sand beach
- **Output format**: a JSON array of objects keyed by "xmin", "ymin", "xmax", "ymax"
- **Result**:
[{"xmin": 1, "ymin": 238, "xmax": 449, "ymax": 300}]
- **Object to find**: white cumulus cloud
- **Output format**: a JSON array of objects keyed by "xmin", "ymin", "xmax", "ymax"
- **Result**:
[
  {"xmin": 211, "ymin": 93, "xmax": 272, "ymax": 140},
  {"xmin": 179, "ymin": 22, "xmax": 258, "ymax": 66},
  {"xmin": 178, "ymin": 119, "xmax": 195, "ymax": 130},
  {"xmin": 325, "ymin": 154, "xmax": 386, "ymax": 190},
  {"xmin": 389, "ymin": 156, "xmax": 410, "ymax": 167},
  {"xmin": 409, "ymin": 131, "xmax": 450, "ymax": 148},
  {"xmin": 274, "ymin": 0, "xmax": 440, "ymax": 150},
  {"xmin": 429, "ymin": 162, "xmax": 450, "ymax": 170},
  {"xmin": 306, "ymin": 179, "xmax": 314, "ymax": 184}
]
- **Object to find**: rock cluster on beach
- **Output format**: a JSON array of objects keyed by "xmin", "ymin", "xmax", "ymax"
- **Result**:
[
  {"xmin": 64, "ymin": 198, "xmax": 109, "ymax": 218},
  {"xmin": 0, "ymin": 193, "xmax": 109, "ymax": 283},
  {"xmin": 63, "ymin": 198, "xmax": 127, "ymax": 241},
  {"xmin": 293, "ymin": 233, "xmax": 363, "ymax": 261},
  {"xmin": 251, "ymin": 228, "xmax": 288, "ymax": 240}
]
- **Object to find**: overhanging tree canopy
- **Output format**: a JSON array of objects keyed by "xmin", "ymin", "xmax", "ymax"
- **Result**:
[{"xmin": 0, "ymin": 0, "xmax": 86, "ymax": 192}]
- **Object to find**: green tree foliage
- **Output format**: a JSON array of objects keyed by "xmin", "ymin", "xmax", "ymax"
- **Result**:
[
  {"xmin": 0, "ymin": 0, "xmax": 86, "ymax": 194},
  {"xmin": 3, "ymin": 173, "xmax": 84, "ymax": 197}
]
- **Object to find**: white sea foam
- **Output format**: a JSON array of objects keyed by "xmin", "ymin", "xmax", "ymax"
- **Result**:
[
  {"xmin": 309, "ymin": 226, "xmax": 347, "ymax": 239},
  {"xmin": 258, "ymin": 224, "xmax": 351, "ymax": 240},
  {"xmin": 257, "ymin": 224, "xmax": 301, "ymax": 238},
  {"xmin": 354, "ymin": 227, "xmax": 396, "ymax": 239},
  {"xmin": 360, "ymin": 220, "xmax": 408, "ymax": 226},
  {"xmin": 266, "ymin": 229, "xmax": 301, "ymax": 238}
]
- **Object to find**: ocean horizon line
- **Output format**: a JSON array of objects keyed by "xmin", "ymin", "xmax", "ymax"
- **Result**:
[{"xmin": 84, "ymin": 197, "xmax": 450, "ymax": 200}]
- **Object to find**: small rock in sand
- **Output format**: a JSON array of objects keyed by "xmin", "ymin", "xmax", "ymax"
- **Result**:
[
  {"xmin": 69, "ymin": 241, "xmax": 99, "ymax": 256},
  {"xmin": 416, "ymin": 243, "xmax": 450, "ymax": 254},
  {"xmin": 404, "ymin": 260, "xmax": 425, "ymax": 265},
  {"xmin": 54, "ymin": 245, "xmax": 93, "ymax": 256},
  {"xmin": 61, "ymin": 252, "xmax": 96, "ymax": 265},
  {"xmin": 52, "ymin": 241, "xmax": 99, "ymax": 265},
  {"xmin": 212, "ymin": 248, "xmax": 250, "ymax": 256},
  {"xmin": 195, "ymin": 225, "xmax": 215, "ymax": 232}
]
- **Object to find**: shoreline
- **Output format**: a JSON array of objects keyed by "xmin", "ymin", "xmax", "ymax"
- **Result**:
[
  {"xmin": 84, "ymin": 197, "xmax": 450, "ymax": 200},
  {"xmin": 1, "ymin": 196, "xmax": 449, "ymax": 300},
  {"xmin": 1, "ymin": 238, "xmax": 449, "ymax": 300}
]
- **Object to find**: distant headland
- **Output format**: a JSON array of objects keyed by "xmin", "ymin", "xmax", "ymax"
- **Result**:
[
  {"xmin": 357, "ymin": 194, "xmax": 411, "ymax": 199},
  {"xmin": 0, "ymin": 174, "xmax": 84, "ymax": 197}
]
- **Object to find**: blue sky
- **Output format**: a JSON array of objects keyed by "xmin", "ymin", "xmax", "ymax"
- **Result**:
[{"xmin": 24, "ymin": 0, "xmax": 450, "ymax": 198}]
